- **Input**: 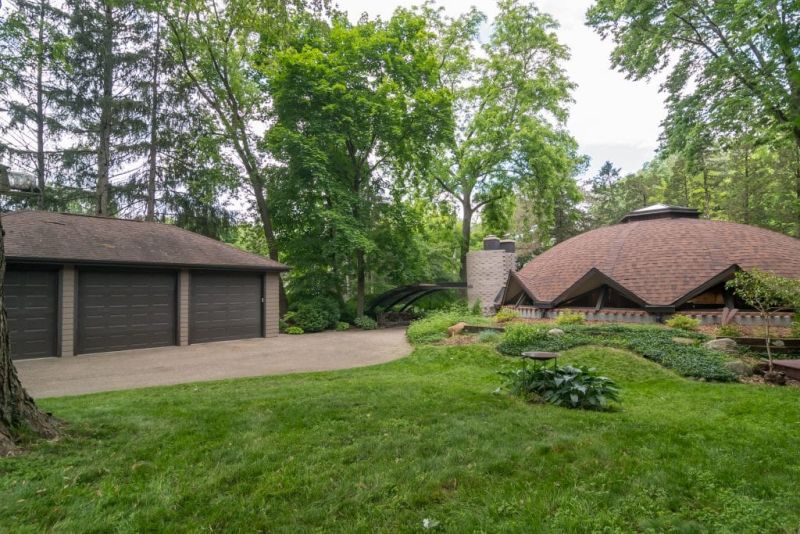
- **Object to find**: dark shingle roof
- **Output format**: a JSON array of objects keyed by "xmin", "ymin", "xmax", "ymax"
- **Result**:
[
  {"xmin": 515, "ymin": 217, "xmax": 800, "ymax": 306},
  {"xmin": 3, "ymin": 211, "xmax": 288, "ymax": 271}
]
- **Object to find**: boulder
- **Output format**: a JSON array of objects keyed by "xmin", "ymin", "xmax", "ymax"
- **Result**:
[
  {"xmin": 672, "ymin": 337, "xmax": 696, "ymax": 346},
  {"xmin": 724, "ymin": 360, "xmax": 753, "ymax": 377},
  {"xmin": 547, "ymin": 328, "xmax": 565, "ymax": 337},
  {"xmin": 703, "ymin": 338, "xmax": 738, "ymax": 354},
  {"xmin": 448, "ymin": 322, "xmax": 467, "ymax": 337},
  {"xmin": 771, "ymin": 339, "xmax": 785, "ymax": 348}
]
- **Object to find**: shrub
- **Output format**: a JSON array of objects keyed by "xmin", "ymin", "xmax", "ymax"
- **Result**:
[
  {"xmin": 406, "ymin": 308, "xmax": 489, "ymax": 344},
  {"xmin": 793, "ymin": 312, "xmax": 800, "ymax": 338},
  {"xmin": 717, "ymin": 324, "xmax": 742, "ymax": 338},
  {"xmin": 497, "ymin": 323, "xmax": 735, "ymax": 381},
  {"xmin": 285, "ymin": 326, "xmax": 304, "ymax": 335},
  {"xmin": 501, "ymin": 363, "xmax": 620, "ymax": 411},
  {"xmin": 291, "ymin": 297, "xmax": 340, "ymax": 332},
  {"xmin": 292, "ymin": 304, "xmax": 331, "ymax": 332},
  {"xmin": 494, "ymin": 307, "xmax": 520, "ymax": 323},
  {"xmin": 354, "ymin": 315, "xmax": 378, "ymax": 330},
  {"xmin": 554, "ymin": 311, "xmax": 585, "ymax": 325},
  {"xmin": 335, "ymin": 321, "xmax": 351, "ymax": 331},
  {"xmin": 665, "ymin": 314, "xmax": 700, "ymax": 331},
  {"xmin": 477, "ymin": 330, "xmax": 501, "ymax": 344}
]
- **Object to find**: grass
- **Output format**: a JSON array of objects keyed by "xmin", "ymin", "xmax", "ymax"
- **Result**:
[{"xmin": 2, "ymin": 341, "xmax": 800, "ymax": 531}]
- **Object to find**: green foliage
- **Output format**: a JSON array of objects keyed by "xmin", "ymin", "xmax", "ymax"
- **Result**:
[
  {"xmin": 266, "ymin": 9, "xmax": 453, "ymax": 315},
  {"xmin": 477, "ymin": 330, "xmax": 502, "ymax": 344},
  {"xmin": 422, "ymin": 0, "xmax": 585, "ymax": 272},
  {"xmin": 726, "ymin": 270, "xmax": 800, "ymax": 316},
  {"xmin": 587, "ymin": 0, "xmax": 800, "ymax": 156},
  {"xmin": 793, "ymin": 313, "xmax": 800, "ymax": 338},
  {"xmin": 335, "ymin": 321, "xmax": 350, "ymax": 332},
  {"xmin": 554, "ymin": 311, "xmax": 585, "ymax": 326},
  {"xmin": 494, "ymin": 307, "xmax": 520, "ymax": 323},
  {"xmin": 727, "ymin": 269, "xmax": 800, "ymax": 364},
  {"xmin": 406, "ymin": 308, "xmax": 489, "ymax": 345},
  {"xmin": 291, "ymin": 297, "xmax": 340, "ymax": 333},
  {"xmin": 586, "ymin": 1, "xmax": 800, "ymax": 239},
  {"xmin": 470, "ymin": 299, "xmax": 483, "ymax": 316},
  {"xmin": 353, "ymin": 316, "xmax": 378, "ymax": 331},
  {"xmin": 665, "ymin": 314, "xmax": 700, "ymax": 331},
  {"xmin": 717, "ymin": 324, "xmax": 742, "ymax": 338},
  {"xmin": 501, "ymin": 363, "xmax": 620, "ymax": 411},
  {"xmin": 497, "ymin": 323, "xmax": 734, "ymax": 381},
  {"xmin": 285, "ymin": 326, "xmax": 304, "ymax": 335}
]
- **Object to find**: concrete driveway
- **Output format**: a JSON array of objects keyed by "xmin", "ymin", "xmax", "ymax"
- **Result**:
[{"xmin": 16, "ymin": 328, "xmax": 410, "ymax": 398}]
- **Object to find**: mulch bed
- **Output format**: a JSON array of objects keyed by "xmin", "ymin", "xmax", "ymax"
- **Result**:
[
  {"xmin": 738, "ymin": 374, "xmax": 800, "ymax": 388},
  {"xmin": 438, "ymin": 335, "xmax": 479, "ymax": 346},
  {"xmin": 697, "ymin": 323, "xmax": 795, "ymax": 338}
]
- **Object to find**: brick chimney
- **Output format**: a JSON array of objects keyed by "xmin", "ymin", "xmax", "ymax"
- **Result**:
[{"xmin": 466, "ymin": 236, "xmax": 516, "ymax": 315}]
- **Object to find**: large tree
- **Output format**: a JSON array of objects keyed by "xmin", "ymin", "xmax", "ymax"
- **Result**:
[
  {"xmin": 425, "ymin": 0, "xmax": 581, "ymax": 281},
  {"xmin": 587, "ymin": 0, "xmax": 800, "ymax": 152},
  {"xmin": 165, "ymin": 0, "xmax": 319, "ymax": 310},
  {"xmin": 266, "ymin": 10, "xmax": 452, "ymax": 316},
  {"xmin": 59, "ymin": 0, "xmax": 153, "ymax": 215},
  {"xmin": 0, "ymin": 0, "xmax": 67, "ymax": 208},
  {"xmin": 0, "ymin": 215, "xmax": 59, "ymax": 454}
]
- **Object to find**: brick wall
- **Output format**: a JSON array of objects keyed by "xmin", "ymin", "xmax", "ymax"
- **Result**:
[
  {"xmin": 178, "ymin": 270, "xmax": 189, "ymax": 345},
  {"xmin": 60, "ymin": 265, "xmax": 75, "ymax": 356},
  {"xmin": 264, "ymin": 273, "xmax": 280, "ymax": 337},
  {"xmin": 467, "ymin": 250, "xmax": 515, "ymax": 315}
]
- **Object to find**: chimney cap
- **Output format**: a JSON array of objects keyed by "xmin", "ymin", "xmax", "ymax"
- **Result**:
[{"xmin": 483, "ymin": 235, "xmax": 500, "ymax": 250}]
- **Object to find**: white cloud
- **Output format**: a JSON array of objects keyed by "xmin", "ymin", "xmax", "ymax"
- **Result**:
[{"xmin": 335, "ymin": 0, "xmax": 668, "ymax": 179}]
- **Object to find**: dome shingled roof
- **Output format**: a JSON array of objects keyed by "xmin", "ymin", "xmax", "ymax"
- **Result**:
[{"xmin": 515, "ymin": 213, "xmax": 800, "ymax": 307}]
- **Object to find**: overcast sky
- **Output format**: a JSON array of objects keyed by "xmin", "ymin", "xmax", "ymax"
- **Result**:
[{"xmin": 336, "ymin": 0, "xmax": 667, "ymax": 181}]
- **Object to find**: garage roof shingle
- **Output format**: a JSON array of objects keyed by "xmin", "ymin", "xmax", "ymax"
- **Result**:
[{"xmin": 3, "ymin": 211, "xmax": 288, "ymax": 271}]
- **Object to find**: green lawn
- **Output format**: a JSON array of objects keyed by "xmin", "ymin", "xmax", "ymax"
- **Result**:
[{"xmin": 2, "ymin": 342, "xmax": 800, "ymax": 532}]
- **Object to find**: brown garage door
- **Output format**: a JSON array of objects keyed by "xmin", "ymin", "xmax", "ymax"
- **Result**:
[
  {"xmin": 190, "ymin": 271, "xmax": 262, "ymax": 343},
  {"xmin": 6, "ymin": 267, "xmax": 58, "ymax": 359},
  {"xmin": 77, "ymin": 269, "xmax": 177, "ymax": 354}
]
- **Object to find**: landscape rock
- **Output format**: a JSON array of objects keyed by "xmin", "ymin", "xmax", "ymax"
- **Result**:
[
  {"xmin": 448, "ymin": 322, "xmax": 467, "ymax": 337},
  {"xmin": 725, "ymin": 360, "xmax": 754, "ymax": 377},
  {"xmin": 547, "ymin": 328, "xmax": 565, "ymax": 337},
  {"xmin": 703, "ymin": 338, "xmax": 738, "ymax": 353},
  {"xmin": 771, "ymin": 339, "xmax": 785, "ymax": 348},
  {"xmin": 672, "ymin": 337, "xmax": 696, "ymax": 346}
]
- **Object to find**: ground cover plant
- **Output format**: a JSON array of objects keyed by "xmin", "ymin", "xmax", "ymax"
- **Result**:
[
  {"xmin": 405, "ymin": 308, "xmax": 490, "ymax": 344},
  {"xmin": 665, "ymin": 314, "xmax": 700, "ymax": 331},
  {"xmin": 554, "ymin": 310, "xmax": 585, "ymax": 325},
  {"xmin": 502, "ymin": 363, "xmax": 620, "ymax": 410},
  {"xmin": 2, "ymin": 341, "xmax": 799, "ymax": 531},
  {"xmin": 498, "ymin": 323, "xmax": 736, "ymax": 381}
]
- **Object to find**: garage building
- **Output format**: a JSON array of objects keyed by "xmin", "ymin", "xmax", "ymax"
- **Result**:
[{"xmin": 4, "ymin": 211, "xmax": 289, "ymax": 360}]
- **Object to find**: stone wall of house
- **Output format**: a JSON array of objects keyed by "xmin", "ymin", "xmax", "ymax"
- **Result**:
[{"xmin": 467, "ymin": 237, "xmax": 516, "ymax": 315}]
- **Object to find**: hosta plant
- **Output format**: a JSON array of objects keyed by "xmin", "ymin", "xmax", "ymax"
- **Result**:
[{"xmin": 502, "ymin": 363, "xmax": 620, "ymax": 411}]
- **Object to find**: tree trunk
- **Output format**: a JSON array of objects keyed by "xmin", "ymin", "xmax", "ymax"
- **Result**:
[
  {"xmin": 742, "ymin": 147, "xmax": 751, "ymax": 225},
  {"xmin": 459, "ymin": 197, "xmax": 473, "ymax": 283},
  {"xmin": 764, "ymin": 312, "xmax": 773, "ymax": 372},
  {"xmin": 145, "ymin": 13, "xmax": 161, "ymax": 222},
  {"xmin": 702, "ymin": 160, "xmax": 711, "ymax": 218},
  {"xmin": 794, "ymin": 145, "xmax": 800, "ymax": 237},
  {"xmin": 34, "ymin": 0, "xmax": 46, "ymax": 209},
  {"xmin": 356, "ymin": 249, "xmax": 366, "ymax": 317},
  {"xmin": 95, "ymin": 1, "xmax": 114, "ymax": 216},
  {"xmin": 0, "ymin": 215, "xmax": 59, "ymax": 455}
]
